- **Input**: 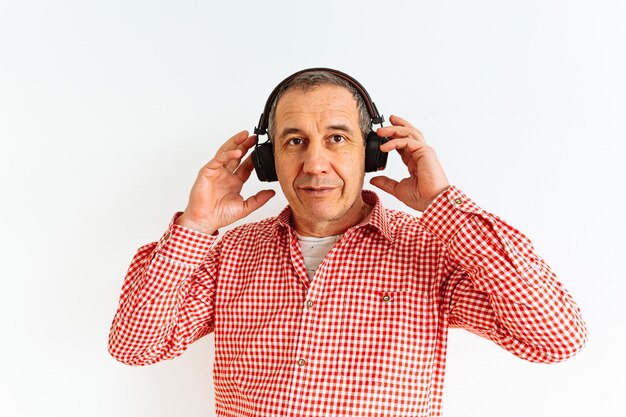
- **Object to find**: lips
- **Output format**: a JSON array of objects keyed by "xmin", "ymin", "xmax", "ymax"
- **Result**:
[
  {"xmin": 301, "ymin": 186, "xmax": 335, "ymax": 191},
  {"xmin": 298, "ymin": 185, "xmax": 339, "ymax": 196},
  {"xmin": 295, "ymin": 176, "xmax": 343, "ymax": 197},
  {"xmin": 300, "ymin": 187, "xmax": 336, "ymax": 195}
]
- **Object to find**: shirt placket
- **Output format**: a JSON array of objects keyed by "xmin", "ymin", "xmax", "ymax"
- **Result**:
[
  {"xmin": 282, "ymin": 228, "xmax": 313, "ymax": 415},
  {"xmin": 285, "ymin": 228, "xmax": 356, "ymax": 416}
]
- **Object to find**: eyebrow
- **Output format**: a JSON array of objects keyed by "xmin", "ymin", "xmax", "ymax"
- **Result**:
[
  {"xmin": 279, "ymin": 124, "xmax": 355, "ymax": 139},
  {"xmin": 279, "ymin": 127, "xmax": 304, "ymax": 139}
]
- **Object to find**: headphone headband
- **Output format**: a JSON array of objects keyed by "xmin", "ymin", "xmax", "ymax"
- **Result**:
[{"xmin": 254, "ymin": 67, "xmax": 384, "ymax": 136}]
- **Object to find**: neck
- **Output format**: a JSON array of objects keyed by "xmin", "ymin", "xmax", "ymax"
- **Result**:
[{"xmin": 293, "ymin": 200, "xmax": 372, "ymax": 237}]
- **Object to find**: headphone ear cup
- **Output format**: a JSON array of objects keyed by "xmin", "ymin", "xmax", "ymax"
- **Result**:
[
  {"xmin": 252, "ymin": 142, "xmax": 278, "ymax": 182},
  {"xmin": 364, "ymin": 131, "xmax": 389, "ymax": 172}
]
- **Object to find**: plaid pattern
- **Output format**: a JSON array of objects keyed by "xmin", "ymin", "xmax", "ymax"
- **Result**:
[{"xmin": 109, "ymin": 185, "xmax": 587, "ymax": 416}]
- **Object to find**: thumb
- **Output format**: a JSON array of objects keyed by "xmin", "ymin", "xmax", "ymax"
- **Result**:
[
  {"xmin": 369, "ymin": 176, "xmax": 399, "ymax": 197},
  {"xmin": 241, "ymin": 189, "xmax": 276, "ymax": 216}
]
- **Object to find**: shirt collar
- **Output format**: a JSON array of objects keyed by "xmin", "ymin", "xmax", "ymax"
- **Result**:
[{"xmin": 275, "ymin": 190, "xmax": 393, "ymax": 242}]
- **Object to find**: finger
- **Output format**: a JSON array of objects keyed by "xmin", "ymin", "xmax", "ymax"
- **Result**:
[
  {"xmin": 379, "ymin": 137, "xmax": 425, "ymax": 154},
  {"xmin": 376, "ymin": 125, "xmax": 411, "ymax": 137},
  {"xmin": 204, "ymin": 149, "xmax": 243, "ymax": 171},
  {"xmin": 204, "ymin": 130, "xmax": 250, "ymax": 171},
  {"xmin": 369, "ymin": 176, "xmax": 399, "ymax": 196},
  {"xmin": 234, "ymin": 154, "xmax": 255, "ymax": 183},
  {"xmin": 217, "ymin": 130, "xmax": 250, "ymax": 153},
  {"xmin": 237, "ymin": 134, "xmax": 258, "ymax": 152},
  {"xmin": 379, "ymin": 138, "xmax": 429, "ymax": 171},
  {"xmin": 389, "ymin": 115, "xmax": 424, "ymax": 137},
  {"xmin": 382, "ymin": 115, "xmax": 424, "ymax": 137},
  {"xmin": 226, "ymin": 135, "xmax": 257, "ymax": 172},
  {"xmin": 376, "ymin": 125, "xmax": 425, "ymax": 142},
  {"xmin": 388, "ymin": 115, "xmax": 416, "ymax": 130},
  {"xmin": 241, "ymin": 189, "xmax": 276, "ymax": 216}
]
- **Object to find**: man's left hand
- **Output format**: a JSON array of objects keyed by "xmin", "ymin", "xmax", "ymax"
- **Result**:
[{"xmin": 370, "ymin": 115, "xmax": 450, "ymax": 212}]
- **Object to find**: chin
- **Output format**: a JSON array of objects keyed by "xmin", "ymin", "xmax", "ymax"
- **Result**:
[{"xmin": 316, "ymin": 208, "xmax": 349, "ymax": 223}]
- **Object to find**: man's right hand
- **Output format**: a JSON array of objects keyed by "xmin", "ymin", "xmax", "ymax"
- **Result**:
[{"xmin": 175, "ymin": 130, "xmax": 276, "ymax": 235}]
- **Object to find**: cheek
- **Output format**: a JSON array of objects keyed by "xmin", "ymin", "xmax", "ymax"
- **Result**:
[
  {"xmin": 275, "ymin": 154, "xmax": 300, "ymax": 184},
  {"xmin": 335, "ymin": 150, "xmax": 365, "ymax": 182}
]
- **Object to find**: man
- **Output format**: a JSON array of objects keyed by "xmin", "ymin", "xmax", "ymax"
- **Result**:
[{"xmin": 109, "ymin": 68, "xmax": 587, "ymax": 416}]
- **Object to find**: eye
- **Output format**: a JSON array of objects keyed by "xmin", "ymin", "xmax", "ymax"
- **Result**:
[
  {"xmin": 287, "ymin": 137, "xmax": 304, "ymax": 146},
  {"xmin": 330, "ymin": 134, "xmax": 346, "ymax": 144}
]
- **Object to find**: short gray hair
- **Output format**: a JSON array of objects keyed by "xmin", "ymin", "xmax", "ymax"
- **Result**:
[{"xmin": 267, "ymin": 70, "xmax": 371, "ymax": 142}]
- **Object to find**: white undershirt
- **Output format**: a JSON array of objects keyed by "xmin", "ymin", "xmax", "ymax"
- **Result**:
[
  {"xmin": 295, "ymin": 208, "xmax": 373, "ymax": 281},
  {"xmin": 295, "ymin": 233, "xmax": 342, "ymax": 281}
]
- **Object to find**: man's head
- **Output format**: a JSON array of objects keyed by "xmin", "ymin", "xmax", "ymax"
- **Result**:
[{"xmin": 269, "ymin": 72, "xmax": 373, "ymax": 237}]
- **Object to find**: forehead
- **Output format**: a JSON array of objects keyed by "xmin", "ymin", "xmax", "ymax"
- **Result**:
[{"xmin": 274, "ymin": 85, "xmax": 360, "ymax": 125}]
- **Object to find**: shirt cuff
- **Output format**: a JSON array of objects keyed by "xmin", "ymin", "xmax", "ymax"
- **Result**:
[
  {"xmin": 419, "ymin": 185, "xmax": 484, "ymax": 245},
  {"xmin": 156, "ymin": 212, "xmax": 218, "ymax": 264}
]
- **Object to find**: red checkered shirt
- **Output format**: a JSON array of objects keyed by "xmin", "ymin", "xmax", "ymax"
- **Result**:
[{"xmin": 108, "ymin": 185, "xmax": 587, "ymax": 416}]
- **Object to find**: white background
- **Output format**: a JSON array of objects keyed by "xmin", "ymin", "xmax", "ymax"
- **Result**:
[{"xmin": 1, "ymin": 1, "xmax": 624, "ymax": 416}]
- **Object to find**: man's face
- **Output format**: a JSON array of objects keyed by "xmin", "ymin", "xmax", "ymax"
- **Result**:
[{"xmin": 272, "ymin": 84, "xmax": 367, "ymax": 235}]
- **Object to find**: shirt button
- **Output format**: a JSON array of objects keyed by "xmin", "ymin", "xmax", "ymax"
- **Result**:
[
  {"xmin": 297, "ymin": 358, "xmax": 307, "ymax": 366},
  {"xmin": 164, "ymin": 231, "xmax": 171, "ymax": 240},
  {"xmin": 382, "ymin": 294, "xmax": 392, "ymax": 302},
  {"xmin": 306, "ymin": 300, "xmax": 314, "ymax": 308},
  {"xmin": 453, "ymin": 198, "xmax": 463, "ymax": 205}
]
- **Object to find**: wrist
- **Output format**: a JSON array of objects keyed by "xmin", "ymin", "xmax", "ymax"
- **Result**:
[
  {"xmin": 425, "ymin": 184, "xmax": 452, "ymax": 208},
  {"xmin": 175, "ymin": 213, "xmax": 218, "ymax": 235}
]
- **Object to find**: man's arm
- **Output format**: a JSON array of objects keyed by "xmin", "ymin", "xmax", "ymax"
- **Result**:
[
  {"xmin": 108, "ymin": 213, "xmax": 218, "ymax": 365},
  {"xmin": 108, "ymin": 130, "xmax": 275, "ymax": 365},
  {"xmin": 370, "ymin": 115, "xmax": 587, "ymax": 362},
  {"xmin": 422, "ymin": 186, "xmax": 588, "ymax": 362}
]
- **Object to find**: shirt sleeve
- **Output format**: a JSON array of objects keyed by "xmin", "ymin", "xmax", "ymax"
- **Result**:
[
  {"xmin": 108, "ymin": 212, "xmax": 220, "ymax": 366},
  {"xmin": 419, "ymin": 185, "xmax": 588, "ymax": 363}
]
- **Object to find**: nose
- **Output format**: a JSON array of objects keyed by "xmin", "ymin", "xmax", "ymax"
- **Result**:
[{"xmin": 302, "ymin": 141, "xmax": 331, "ymax": 175}]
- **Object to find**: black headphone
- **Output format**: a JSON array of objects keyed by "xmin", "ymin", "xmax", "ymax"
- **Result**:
[{"xmin": 251, "ymin": 67, "xmax": 389, "ymax": 182}]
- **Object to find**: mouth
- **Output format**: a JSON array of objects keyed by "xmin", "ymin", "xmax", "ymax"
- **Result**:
[{"xmin": 298, "ymin": 186, "xmax": 338, "ymax": 196}]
